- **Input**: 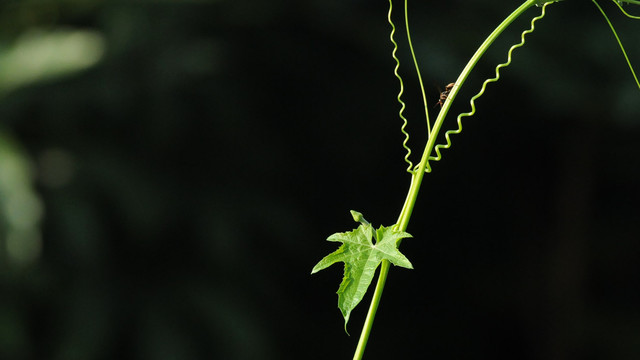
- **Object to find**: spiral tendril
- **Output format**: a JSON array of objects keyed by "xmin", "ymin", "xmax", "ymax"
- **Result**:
[
  {"xmin": 388, "ymin": 0, "xmax": 415, "ymax": 174},
  {"xmin": 422, "ymin": 2, "xmax": 550, "ymax": 173}
]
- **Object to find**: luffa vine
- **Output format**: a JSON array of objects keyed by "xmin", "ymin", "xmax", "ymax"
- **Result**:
[{"xmin": 312, "ymin": 1, "xmax": 640, "ymax": 359}]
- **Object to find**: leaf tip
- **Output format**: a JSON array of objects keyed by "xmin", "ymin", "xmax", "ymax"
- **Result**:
[{"xmin": 343, "ymin": 313, "xmax": 351, "ymax": 336}]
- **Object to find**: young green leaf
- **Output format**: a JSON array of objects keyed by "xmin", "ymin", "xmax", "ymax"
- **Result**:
[{"xmin": 311, "ymin": 211, "xmax": 413, "ymax": 333}]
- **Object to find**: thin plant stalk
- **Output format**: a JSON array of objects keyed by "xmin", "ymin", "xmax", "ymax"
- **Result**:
[{"xmin": 351, "ymin": 1, "xmax": 544, "ymax": 358}]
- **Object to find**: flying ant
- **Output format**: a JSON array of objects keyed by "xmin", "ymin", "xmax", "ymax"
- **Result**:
[{"xmin": 434, "ymin": 82, "xmax": 455, "ymax": 108}]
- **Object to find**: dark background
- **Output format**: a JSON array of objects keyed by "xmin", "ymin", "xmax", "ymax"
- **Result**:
[{"xmin": 1, "ymin": 0, "xmax": 639, "ymax": 359}]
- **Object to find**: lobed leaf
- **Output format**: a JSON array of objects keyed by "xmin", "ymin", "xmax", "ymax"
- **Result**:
[{"xmin": 311, "ymin": 211, "xmax": 413, "ymax": 332}]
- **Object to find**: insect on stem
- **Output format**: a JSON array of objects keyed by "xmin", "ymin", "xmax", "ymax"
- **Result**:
[{"xmin": 434, "ymin": 82, "xmax": 455, "ymax": 108}]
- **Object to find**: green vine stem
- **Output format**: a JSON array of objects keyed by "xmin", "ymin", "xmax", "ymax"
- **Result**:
[
  {"xmin": 614, "ymin": 0, "xmax": 640, "ymax": 18},
  {"xmin": 351, "ymin": 1, "xmax": 555, "ymax": 359},
  {"xmin": 594, "ymin": 0, "xmax": 640, "ymax": 89},
  {"xmin": 404, "ymin": 0, "xmax": 432, "ymax": 135},
  {"xmin": 402, "ymin": 0, "xmax": 552, "ymax": 240},
  {"xmin": 429, "ymin": 3, "xmax": 550, "ymax": 167}
]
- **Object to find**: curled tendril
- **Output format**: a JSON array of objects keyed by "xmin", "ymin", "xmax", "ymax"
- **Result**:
[
  {"xmin": 421, "ymin": 2, "xmax": 550, "ymax": 173},
  {"xmin": 388, "ymin": 0, "xmax": 415, "ymax": 174}
]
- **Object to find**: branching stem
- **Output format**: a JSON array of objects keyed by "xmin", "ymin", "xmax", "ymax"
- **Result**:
[{"xmin": 352, "ymin": 1, "xmax": 548, "ymax": 358}]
